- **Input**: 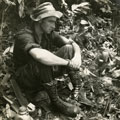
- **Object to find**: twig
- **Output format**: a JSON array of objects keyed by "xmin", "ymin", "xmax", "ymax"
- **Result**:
[
  {"xmin": 114, "ymin": 95, "xmax": 120, "ymax": 105},
  {"xmin": 103, "ymin": 99, "xmax": 111, "ymax": 117}
]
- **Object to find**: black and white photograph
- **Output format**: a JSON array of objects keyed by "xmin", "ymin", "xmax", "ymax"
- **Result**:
[{"xmin": 0, "ymin": 0, "xmax": 120, "ymax": 119}]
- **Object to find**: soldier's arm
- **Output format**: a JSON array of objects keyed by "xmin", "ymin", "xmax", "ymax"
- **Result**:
[{"xmin": 29, "ymin": 48, "xmax": 69, "ymax": 66}]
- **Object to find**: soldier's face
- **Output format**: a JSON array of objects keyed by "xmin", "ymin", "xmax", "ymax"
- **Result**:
[{"xmin": 40, "ymin": 17, "xmax": 57, "ymax": 34}]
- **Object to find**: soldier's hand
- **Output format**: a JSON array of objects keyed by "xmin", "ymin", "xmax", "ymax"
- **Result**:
[
  {"xmin": 71, "ymin": 57, "xmax": 81, "ymax": 69},
  {"xmin": 67, "ymin": 60, "xmax": 80, "ymax": 70}
]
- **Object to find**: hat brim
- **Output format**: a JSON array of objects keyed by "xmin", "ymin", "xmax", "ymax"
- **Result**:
[{"xmin": 30, "ymin": 11, "xmax": 63, "ymax": 21}]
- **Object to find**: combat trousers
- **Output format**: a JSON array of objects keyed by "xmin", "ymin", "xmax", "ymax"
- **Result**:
[{"xmin": 15, "ymin": 44, "xmax": 75, "ymax": 92}]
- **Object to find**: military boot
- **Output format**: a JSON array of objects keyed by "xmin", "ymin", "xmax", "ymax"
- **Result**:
[
  {"xmin": 69, "ymin": 70, "xmax": 93, "ymax": 106},
  {"xmin": 43, "ymin": 80, "xmax": 81, "ymax": 117}
]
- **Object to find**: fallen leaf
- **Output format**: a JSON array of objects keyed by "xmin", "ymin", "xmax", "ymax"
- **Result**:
[
  {"xmin": 102, "ymin": 76, "xmax": 113, "ymax": 86},
  {"xmin": 1, "ymin": 73, "xmax": 11, "ymax": 86},
  {"xmin": 112, "ymin": 69, "xmax": 120, "ymax": 78},
  {"xmin": 2, "ymin": 45, "xmax": 14, "ymax": 55}
]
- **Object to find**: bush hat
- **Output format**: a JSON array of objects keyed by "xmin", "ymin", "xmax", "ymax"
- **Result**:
[{"xmin": 30, "ymin": 2, "xmax": 63, "ymax": 21}]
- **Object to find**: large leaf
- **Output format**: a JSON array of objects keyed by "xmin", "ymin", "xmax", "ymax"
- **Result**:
[
  {"xmin": 72, "ymin": 2, "xmax": 90, "ymax": 15},
  {"xmin": 18, "ymin": 0, "xmax": 25, "ymax": 18},
  {"xmin": 3, "ymin": 0, "xmax": 16, "ymax": 6}
]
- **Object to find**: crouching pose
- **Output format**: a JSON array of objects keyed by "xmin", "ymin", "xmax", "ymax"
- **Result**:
[{"xmin": 13, "ymin": 2, "xmax": 87, "ymax": 117}]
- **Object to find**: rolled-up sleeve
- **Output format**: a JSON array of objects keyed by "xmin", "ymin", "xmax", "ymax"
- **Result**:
[
  {"xmin": 15, "ymin": 30, "xmax": 41, "ymax": 54},
  {"xmin": 24, "ymin": 42, "xmax": 40, "ymax": 53}
]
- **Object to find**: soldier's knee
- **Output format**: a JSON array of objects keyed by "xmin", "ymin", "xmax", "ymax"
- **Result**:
[{"xmin": 64, "ymin": 44, "xmax": 73, "ymax": 50}]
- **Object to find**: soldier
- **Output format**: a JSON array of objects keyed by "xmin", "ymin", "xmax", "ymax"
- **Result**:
[{"xmin": 13, "ymin": 2, "xmax": 88, "ymax": 117}]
